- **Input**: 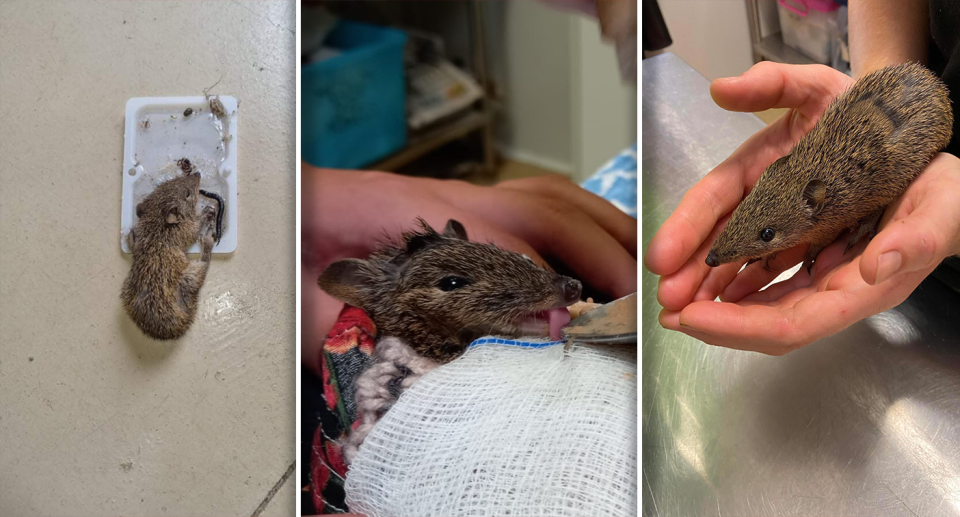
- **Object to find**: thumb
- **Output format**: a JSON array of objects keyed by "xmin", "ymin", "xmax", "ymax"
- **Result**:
[
  {"xmin": 860, "ymin": 162, "xmax": 960, "ymax": 285},
  {"xmin": 709, "ymin": 61, "xmax": 850, "ymax": 116}
]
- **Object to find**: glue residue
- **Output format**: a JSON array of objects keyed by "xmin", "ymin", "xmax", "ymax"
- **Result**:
[{"xmin": 130, "ymin": 102, "xmax": 232, "ymax": 233}]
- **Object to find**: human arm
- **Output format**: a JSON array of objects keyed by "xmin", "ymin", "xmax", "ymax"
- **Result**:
[
  {"xmin": 302, "ymin": 166, "xmax": 637, "ymax": 372},
  {"xmin": 849, "ymin": 0, "xmax": 929, "ymax": 78}
]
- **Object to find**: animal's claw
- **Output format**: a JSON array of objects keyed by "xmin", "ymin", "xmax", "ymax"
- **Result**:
[{"xmin": 761, "ymin": 253, "xmax": 779, "ymax": 272}]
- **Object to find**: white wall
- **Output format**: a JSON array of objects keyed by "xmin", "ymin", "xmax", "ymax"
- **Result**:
[
  {"xmin": 657, "ymin": 0, "xmax": 755, "ymax": 80},
  {"xmin": 570, "ymin": 15, "xmax": 637, "ymax": 180},
  {"xmin": 484, "ymin": 2, "xmax": 636, "ymax": 181},
  {"xmin": 484, "ymin": 1, "xmax": 575, "ymax": 174}
]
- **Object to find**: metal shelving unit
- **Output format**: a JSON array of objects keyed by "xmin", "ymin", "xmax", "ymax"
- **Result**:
[
  {"xmin": 745, "ymin": 0, "xmax": 817, "ymax": 66},
  {"xmin": 322, "ymin": 0, "xmax": 497, "ymax": 178}
]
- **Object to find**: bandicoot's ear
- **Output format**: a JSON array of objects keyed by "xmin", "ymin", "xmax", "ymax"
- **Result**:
[
  {"xmin": 318, "ymin": 259, "xmax": 371, "ymax": 308},
  {"xmin": 442, "ymin": 219, "xmax": 468, "ymax": 240},
  {"xmin": 136, "ymin": 202, "xmax": 145, "ymax": 218},
  {"xmin": 802, "ymin": 179, "xmax": 826, "ymax": 215},
  {"xmin": 405, "ymin": 218, "xmax": 444, "ymax": 254},
  {"xmin": 165, "ymin": 205, "xmax": 182, "ymax": 225}
]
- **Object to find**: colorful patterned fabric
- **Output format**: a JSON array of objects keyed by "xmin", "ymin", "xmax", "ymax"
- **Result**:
[
  {"xmin": 581, "ymin": 143, "xmax": 638, "ymax": 218},
  {"xmin": 305, "ymin": 306, "xmax": 376, "ymax": 514}
]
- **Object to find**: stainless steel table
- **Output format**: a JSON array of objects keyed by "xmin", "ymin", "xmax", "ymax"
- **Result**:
[{"xmin": 642, "ymin": 52, "xmax": 960, "ymax": 517}]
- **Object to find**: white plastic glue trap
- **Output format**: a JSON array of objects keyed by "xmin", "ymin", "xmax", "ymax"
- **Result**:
[
  {"xmin": 121, "ymin": 96, "xmax": 239, "ymax": 254},
  {"xmin": 345, "ymin": 338, "xmax": 638, "ymax": 517}
]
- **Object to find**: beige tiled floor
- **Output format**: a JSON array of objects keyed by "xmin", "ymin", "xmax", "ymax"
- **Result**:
[{"xmin": 0, "ymin": 1, "xmax": 296, "ymax": 516}]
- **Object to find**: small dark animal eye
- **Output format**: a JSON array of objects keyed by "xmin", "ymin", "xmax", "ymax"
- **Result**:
[
  {"xmin": 438, "ymin": 276, "xmax": 471, "ymax": 291},
  {"xmin": 760, "ymin": 228, "xmax": 775, "ymax": 242}
]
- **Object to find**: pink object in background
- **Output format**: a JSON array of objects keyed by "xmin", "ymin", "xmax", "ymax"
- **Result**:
[{"xmin": 778, "ymin": 0, "xmax": 839, "ymax": 16}]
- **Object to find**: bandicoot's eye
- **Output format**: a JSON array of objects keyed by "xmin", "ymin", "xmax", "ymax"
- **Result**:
[
  {"xmin": 760, "ymin": 228, "xmax": 775, "ymax": 242},
  {"xmin": 438, "ymin": 276, "xmax": 471, "ymax": 291}
]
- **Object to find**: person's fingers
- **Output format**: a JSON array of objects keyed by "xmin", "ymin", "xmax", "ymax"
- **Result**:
[
  {"xmin": 644, "ymin": 159, "xmax": 746, "ymax": 276},
  {"xmin": 645, "ymin": 119, "xmax": 802, "ymax": 278},
  {"xmin": 646, "ymin": 65, "xmax": 852, "ymax": 279},
  {"xmin": 719, "ymin": 245, "xmax": 807, "ymax": 302},
  {"xmin": 674, "ymin": 325, "xmax": 794, "ymax": 355},
  {"xmin": 691, "ymin": 261, "xmax": 742, "ymax": 302},
  {"xmin": 737, "ymin": 240, "xmax": 857, "ymax": 307},
  {"xmin": 456, "ymin": 187, "xmax": 637, "ymax": 297},
  {"xmin": 658, "ymin": 307, "xmax": 680, "ymax": 330},
  {"xmin": 655, "ymin": 213, "xmax": 733, "ymax": 310},
  {"xmin": 676, "ymin": 264, "xmax": 925, "ymax": 353},
  {"xmin": 662, "ymin": 302, "xmax": 796, "ymax": 354},
  {"xmin": 710, "ymin": 61, "xmax": 853, "ymax": 117},
  {"xmin": 677, "ymin": 299, "xmax": 802, "ymax": 348},
  {"xmin": 495, "ymin": 174, "xmax": 638, "ymax": 258},
  {"xmin": 739, "ymin": 269, "xmax": 813, "ymax": 304},
  {"xmin": 859, "ymin": 155, "xmax": 960, "ymax": 285},
  {"xmin": 464, "ymin": 221, "xmax": 549, "ymax": 267}
]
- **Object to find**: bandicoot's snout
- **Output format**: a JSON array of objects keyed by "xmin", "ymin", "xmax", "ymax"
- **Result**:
[
  {"xmin": 705, "ymin": 252, "xmax": 720, "ymax": 267},
  {"xmin": 558, "ymin": 277, "xmax": 582, "ymax": 304}
]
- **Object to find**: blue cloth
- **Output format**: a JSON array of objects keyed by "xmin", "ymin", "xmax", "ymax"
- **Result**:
[{"xmin": 580, "ymin": 144, "xmax": 637, "ymax": 218}]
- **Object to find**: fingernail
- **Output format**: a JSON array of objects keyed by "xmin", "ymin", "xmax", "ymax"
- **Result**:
[
  {"xmin": 678, "ymin": 319, "xmax": 701, "ymax": 332},
  {"xmin": 874, "ymin": 251, "xmax": 902, "ymax": 285}
]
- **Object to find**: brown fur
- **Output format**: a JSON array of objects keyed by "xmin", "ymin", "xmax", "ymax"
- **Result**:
[
  {"xmin": 318, "ymin": 219, "xmax": 582, "ymax": 363},
  {"xmin": 707, "ymin": 63, "xmax": 953, "ymax": 272},
  {"xmin": 121, "ymin": 170, "xmax": 216, "ymax": 340}
]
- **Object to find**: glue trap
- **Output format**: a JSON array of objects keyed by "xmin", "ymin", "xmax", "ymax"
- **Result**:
[{"xmin": 121, "ymin": 96, "xmax": 239, "ymax": 254}]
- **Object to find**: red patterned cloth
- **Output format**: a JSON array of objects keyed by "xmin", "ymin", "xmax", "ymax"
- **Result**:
[{"xmin": 308, "ymin": 306, "xmax": 376, "ymax": 514}]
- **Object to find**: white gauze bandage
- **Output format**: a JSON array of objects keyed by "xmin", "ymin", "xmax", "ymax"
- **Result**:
[{"xmin": 345, "ymin": 338, "xmax": 637, "ymax": 517}]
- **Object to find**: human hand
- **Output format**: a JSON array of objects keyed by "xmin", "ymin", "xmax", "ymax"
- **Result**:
[
  {"xmin": 659, "ymin": 153, "xmax": 960, "ymax": 354},
  {"xmin": 645, "ymin": 61, "xmax": 960, "ymax": 353},
  {"xmin": 302, "ymin": 166, "xmax": 637, "ymax": 372}
]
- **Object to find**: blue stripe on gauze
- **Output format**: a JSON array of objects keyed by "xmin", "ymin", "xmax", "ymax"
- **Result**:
[{"xmin": 468, "ymin": 337, "xmax": 566, "ymax": 349}]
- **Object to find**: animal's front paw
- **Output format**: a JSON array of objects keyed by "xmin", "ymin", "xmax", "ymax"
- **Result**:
[
  {"xmin": 202, "ymin": 205, "xmax": 216, "ymax": 223},
  {"xmin": 200, "ymin": 209, "xmax": 216, "ymax": 247}
]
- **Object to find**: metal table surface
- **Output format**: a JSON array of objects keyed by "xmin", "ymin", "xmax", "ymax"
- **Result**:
[{"xmin": 641, "ymin": 52, "xmax": 960, "ymax": 517}]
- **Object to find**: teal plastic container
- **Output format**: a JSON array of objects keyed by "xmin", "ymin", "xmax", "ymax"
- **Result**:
[{"xmin": 303, "ymin": 21, "xmax": 408, "ymax": 169}]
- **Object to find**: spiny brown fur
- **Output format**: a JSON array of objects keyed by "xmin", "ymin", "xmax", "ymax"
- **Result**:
[
  {"xmin": 708, "ymin": 62, "xmax": 953, "ymax": 272},
  {"xmin": 318, "ymin": 219, "xmax": 582, "ymax": 363},
  {"xmin": 121, "ymin": 169, "xmax": 217, "ymax": 340}
]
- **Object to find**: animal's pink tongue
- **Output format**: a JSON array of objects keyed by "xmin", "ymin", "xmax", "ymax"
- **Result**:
[{"xmin": 547, "ymin": 307, "xmax": 571, "ymax": 340}]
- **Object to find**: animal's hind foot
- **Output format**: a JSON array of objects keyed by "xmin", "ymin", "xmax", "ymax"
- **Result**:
[
  {"xmin": 845, "ymin": 207, "xmax": 886, "ymax": 254},
  {"xmin": 125, "ymin": 229, "xmax": 136, "ymax": 251}
]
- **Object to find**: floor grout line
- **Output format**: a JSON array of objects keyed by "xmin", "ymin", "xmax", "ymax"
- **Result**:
[{"xmin": 251, "ymin": 460, "xmax": 296, "ymax": 517}]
